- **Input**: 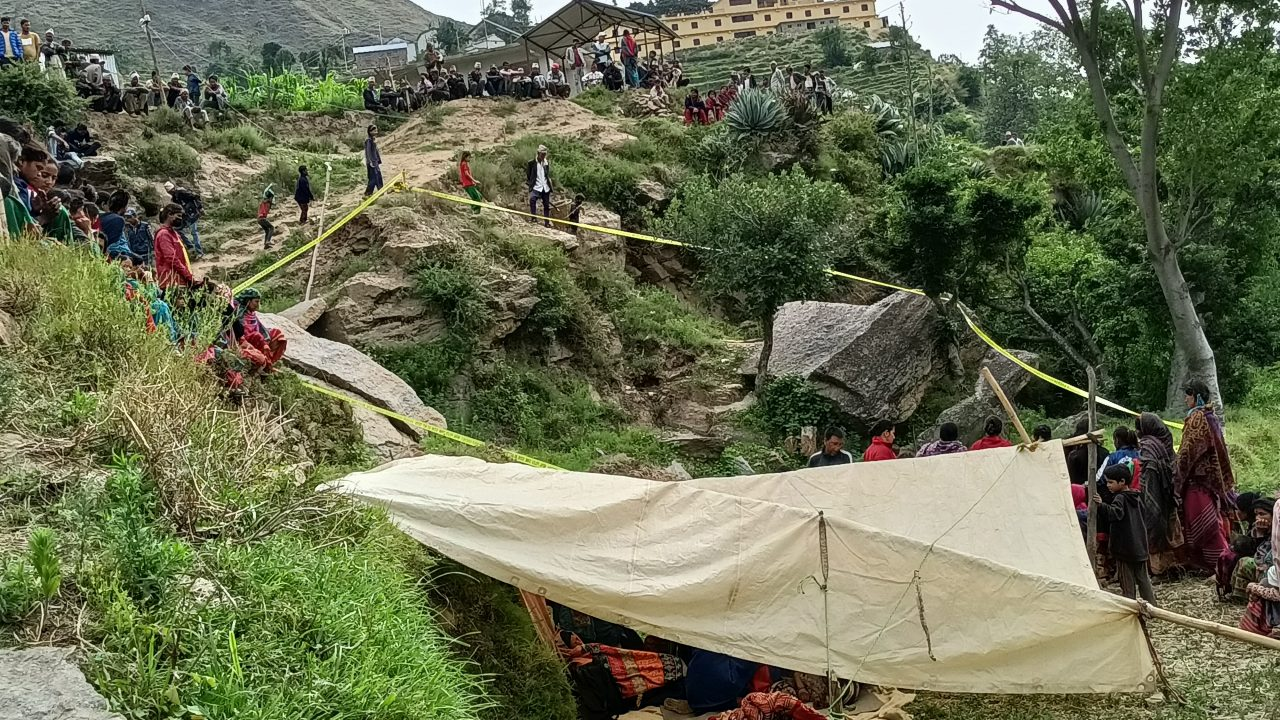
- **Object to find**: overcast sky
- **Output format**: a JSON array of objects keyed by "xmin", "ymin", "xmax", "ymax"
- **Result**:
[{"xmin": 410, "ymin": 0, "xmax": 1044, "ymax": 61}]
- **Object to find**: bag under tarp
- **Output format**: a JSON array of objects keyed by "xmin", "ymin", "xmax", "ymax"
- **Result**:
[{"xmin": 335, "ymin": 442, "xmax": 1157, "ymax": 695}]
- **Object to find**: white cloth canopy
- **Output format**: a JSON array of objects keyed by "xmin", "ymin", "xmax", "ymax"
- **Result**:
[{"xmin": 336, "ymin": 443, "xmax": 1157, "ymax": 695}]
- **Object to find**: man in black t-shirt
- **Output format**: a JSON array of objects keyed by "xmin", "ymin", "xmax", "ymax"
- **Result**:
[{"xmin": 808, "ymin": 426, "xmax": 854, "ymax": 467}]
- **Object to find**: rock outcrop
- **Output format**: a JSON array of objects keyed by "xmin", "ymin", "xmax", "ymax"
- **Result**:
[
  {"xmin": 918, "ymin": 349, "xmax": 1040, "ymax": 445},
  {"xmin": 763, "ymin": 293, "xmax": 949, "ymax": 428},
  {"xmin": 311, "ymin": 270, "xmax": 445, "ymax": 346},
  {"xmin": 278, "ymin": 297, "xmax": 327, "ymax": 331},
  {"xmin": 0, "ymin": 647, "xmax": 123, "ymax": 720},
  {"xmin": 260, "ymin": 313, "xmax": 446, "ymax": 441}
]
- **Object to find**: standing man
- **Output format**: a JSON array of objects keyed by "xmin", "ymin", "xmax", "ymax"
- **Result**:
[
  {"xmin": 0, "ymin": 18, "xmax": 19, "ymax": 67},
  {"xmin": 164, "ymin": 180, "xmax": 205, "ymax": 260},
  {"xmin": 808, "ymin": 427, "xmax": 854, "ymax": 467},
  {"xmin": 183, "ymin": 65, "xmax": 202, "ymax": 106},
  {"xmin": 863, "ymin": 421, "xmax": 898, "ymax": 462},
  {"xmin": 591, "ymin": 32, "xmax": 612, "ymax": 71},
  {"xmin": 364, "ymin": 124, "xmax": 383, "ymax": 197},
  {"xmin": 18, "ymin": 19, "xmax": 39, "ymax": 63},
  {"xmin": 620, "ymin": 29, "xmax": 639, "ymax": 88},
  {"xmin": 769, "ymin": 62, "xmax": 784, "ymax": 91},
  {"xmin": 526, "ymin": 144, "xmax": 552, "ymax": 228},
  {"xmin": 40, "ymin": 30, "xmax": 63, "ymax": 74},
  {"xmin": 563, "ymin": 42, "xmax": 586, "ymax": 96}
]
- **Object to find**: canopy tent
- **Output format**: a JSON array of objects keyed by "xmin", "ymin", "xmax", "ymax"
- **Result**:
[
  {"xmin": 337, "ymin": 443, "xmax": 1161, "ymax": 695},
  {"xmin": 519, "ymin": 0, "xmax": 677, "ymax": 56}
]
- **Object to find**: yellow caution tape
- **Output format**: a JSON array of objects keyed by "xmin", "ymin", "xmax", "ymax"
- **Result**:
[
  {"xmin": 415, "ymin": 183, "xmax": 1184, "ymax": 430},
  {"xmin": 232, "ymin": 175, "xmax": 405, "ymax": 294},
  {"xmin": 301, "ymin": 380, "xmax": 565, "ymax": 470}
]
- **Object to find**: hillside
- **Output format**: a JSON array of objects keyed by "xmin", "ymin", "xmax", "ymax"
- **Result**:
[
  {"xmin": 677, "ymin": 29, "xmax": 935, "ymax": 102},
  {"xmin": 24, "ymin": 0, "xmax": 446, "ymax": 70}
]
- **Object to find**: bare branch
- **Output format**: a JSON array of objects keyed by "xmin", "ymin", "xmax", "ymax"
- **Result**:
[
  {"xmin": 1151, "ymin": 0, "xmax": 1184, "ymax": 103},
  {"xmin": 1018, "ymin": 274, "xmax": 1093, "ymax": 374},
  {"xmin": 989, "ymin": 0, "xmax": 1069, "ymax": 33}
]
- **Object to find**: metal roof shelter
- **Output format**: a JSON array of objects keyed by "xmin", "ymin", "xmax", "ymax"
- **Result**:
[{"xmin": 520, "ymin": 0, "xmax": 677, "ymax": 56}]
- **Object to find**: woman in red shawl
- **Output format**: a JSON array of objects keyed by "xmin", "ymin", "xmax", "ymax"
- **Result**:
[{"xmin": 1174, "ymin": 379, "xmax": 1234, "ymax": 572}]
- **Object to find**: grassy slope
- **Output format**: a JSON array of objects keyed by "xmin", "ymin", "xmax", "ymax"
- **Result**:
[
  {"xmin": 25, "ymin": 0, "xmax": 444, "ymax": 70},
  {"xmin": 0, "ymin": 237, "xmax": 573, "ymax": 720},
  {"xmin": 677, "ymin": 29, "xmax": 925, "ymax": 101}
]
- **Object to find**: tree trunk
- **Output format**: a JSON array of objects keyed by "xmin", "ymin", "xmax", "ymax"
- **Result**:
[
  {"xmin": 1147, "ymin": 223, "xmax": 1219, "ymax": 407},
  {"xmin": 756, "ymin": 311, "xmax": 775, "ymax": 392}
]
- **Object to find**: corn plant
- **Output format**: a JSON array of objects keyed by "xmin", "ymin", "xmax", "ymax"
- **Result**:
[{"xmin": 226, "ymin": 71, "xmax": 364, "ymax": 112}]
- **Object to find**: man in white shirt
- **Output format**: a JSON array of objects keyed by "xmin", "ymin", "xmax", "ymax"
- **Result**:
[
  {"xmin": 583, "ymin": 67, "xmax": 604, "ymax": 88},
  {"xmin": 525, "ymin": 145, "xmax": 552, "ymax": 227},
  {"xmin": 769, "ymin": 62, "xmax": 784, "ymax": 91},
  {"xmin": 591, "ymin": 33, "xmax": 612, "ymax": 70}
]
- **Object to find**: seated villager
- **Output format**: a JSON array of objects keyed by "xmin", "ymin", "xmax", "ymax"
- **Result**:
[
  {"xmin": 560, "ymin": 632, "xmax": 686, "ymax": 720},
  {"xmin": 603, "ymin": 62, "xmax": 624, "ymax": 91},
  {"xmin": 684, "ymin": 88, "xmax": 708, "ymax": 125},
  {"xmin": 918, "ymin": 422, "xmax": 968, "ymax": 457},
  {"xmin": 969, "ymin": 416, "xmax": 1014, "ymax": 451},
  {"xmin": 547, "ymin": 63, "xmax": 570, "ymax": 98},
  {"xmin": 863, "ymin": 421, "xmax": 897, "ymax": 461},
  {"xmin": 75, "ymin": 54, "xmax": 104, "ymax": 98},
  {"xmin": 1218, "ymin": 496, "xmax": 1274, "ymax": 601},
  {"xmin": 231, "ymin": 288, "xmax": 287, "ymax": 372},
  {"xmin": 1240, "ymin": 499, "xmax": 1279, "ymax": 638},
  {"xmin": 203, "ymin": 75, "xmax": 229, "ymax": 112},
  {"xmin": 122, "ymin": 73, "xmax": 150, "ymax": 114},
  {"xmin": 165, "ymin": 73, "xmax": 185, "ymax": 107}
]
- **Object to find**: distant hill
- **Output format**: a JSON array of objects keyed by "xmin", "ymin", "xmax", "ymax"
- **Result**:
[{"xmin": 24, "ymin": 0, "xmax": 449, "ymax": 73}]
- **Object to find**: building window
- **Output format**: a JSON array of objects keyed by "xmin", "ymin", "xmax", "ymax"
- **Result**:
[
  {"xmin": 804, "ymin": 9, "xmax": 811, "ymax": 16},
  {"xmin": 786, "ymin": 11, "xmax": 792, "ymax": 17},
  {"xmin": 863, "ymin": 20, "xmax": 870, "ymax": 27},
  {"xmin": 734, "ymin": 30, "xmax": 757, "ymax": 38},
  {"xmin": 671, "ymin": 23, "xmax": 678, "ymax": 30},
  {"xmin": 842, "ymin": 5, "xmax": 849, "ymax": 11},
  {"xmin": 693, "ymin": 38, "xmax": 701, "ymax": 45},
  {"xmin": 731, "ymin": 14, "xmax": 754, "ymax": 22},
  {"xmin": 673, "ymin": 40, "xmax": 681, "ymax": 47},
  {"xmin": 729, "ymin": 0, "xmax": 752, "ymax": 5},
  {"xmin": 823, "ymin": 7, "xmax": 830, "ymax": 14},
  {"xmin": 764, "ymin": 13, "xmax": 771, "ymax": 20},
  {"xmin": 806, "ymin": 21, "xmax": 815, "ymax": 28},
  {"xmin": 691, "ymin": 21, "xmax": 698, "ymax": 28},
  {"xmin": 715, "ymin": 18, "xmax": 722, "ymax": 25},
  {"xmin": 716, "ymin": 36, "xmax": 724, "ymax": 42},
  {"xmin": 862, "ymin": 3, "xmax": 869, "ymax": 9}
]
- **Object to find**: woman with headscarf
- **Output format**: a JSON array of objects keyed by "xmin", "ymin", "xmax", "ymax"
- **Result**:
[
  {"xmin": 1240, "ymin": 498, "xmax": 1280, "ymax": 638},
  {"xmin": 231, "ymin": 287, "xmax": 286, "ymax": 371},
  {"xmin": 1174, "ymin": 379, "xmax": 1235, "ymax": 572},
  {"xmin": 1136, "ymin": 412, "xmax": 1183, "ymax": 577}
]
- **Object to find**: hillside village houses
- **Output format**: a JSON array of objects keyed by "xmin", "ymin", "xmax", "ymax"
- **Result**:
[{"xmin": 656, "ymin": 0, "xmax": 886, "ymax": 52}]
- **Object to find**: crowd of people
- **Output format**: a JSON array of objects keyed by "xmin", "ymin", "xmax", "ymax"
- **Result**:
[
  {"xmin": 805, "ymin": 384, "xmax": 1279, "ymax": 638},
  {"xmin": 2, "ymin": 114, "xmax": 289, "ymax": 387}
]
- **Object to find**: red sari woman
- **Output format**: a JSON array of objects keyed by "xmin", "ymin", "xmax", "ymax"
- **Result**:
[{"xmin": 1174, "ymin": 379, "xmax": 1235, "ymax": 572}]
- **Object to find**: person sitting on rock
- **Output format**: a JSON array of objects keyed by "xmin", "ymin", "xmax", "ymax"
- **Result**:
[
  {"xmin": 165, "ymin": 73, "xmax": 185, "ymax": 107},
  {"xmin": 970, "ymin": 416, "xmax": 1014, "ymax": 451},
  {"xmin": 75, "ymin": 53, "xmax": 104, "ymax": 98},
  {"xmin": 203, "ymin": 75, "xmax": 229, "ymax": 112},
  {"xmin": 684, "ymin": 88, "xmax": 708, "ymax": 125},
  {"xmin": 808, "ymin": 426, "xmax": 853, "ymax": 467},
  {"xmin": 231, "ymin": 287, "xmax": 286, "ymax": 372},
  {"xmin": 863, "ymin": 421, "xmax": 898, "ymax": 462},
  {"xmin": 447, "ymin": 66, "xmax": 467, "ymax": 100},
  {"xmin": 547, "ymin": 63, "xmax": 569, "ymax": 98},
  {"xmin": 380, "ymin": 79, "xmax": 404, "ymax": 112},
  {"xmin": 918, "ymin": 422, "xmax": 968, "ymax": 457},
  {"xmin": 176, "ymin": 88, "xmax": 207, "ymax": 128},
  {"xmin": 122, "ymin": 73, "xmax": 150, "ymax": 115},
  {"xmin": 362, "ymin": 77, "xmax": 384, "ymax": 112},
  {"xmin": 124, "ymin": 207, "xmax": 155, "ymax": 266}
]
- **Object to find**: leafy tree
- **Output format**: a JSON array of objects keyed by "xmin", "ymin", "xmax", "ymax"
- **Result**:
[
  {"xmin": 511, "ymin": 0, "xmax": 533, "ymax": 28},
  {"xmin": 857, "ymin": 44, "xmax": 882, "ymax": 74},
  {"xmin": 814, "ymin": 27, "xmax": 851, "ymax": 67},
  {"xmin": 434, "ymin": 19, "xmax": 466, "ymax": 54},
  {"xmin": 0, "ymin": 62, "xmax": 85, "ymax": 129},
  {"xmin": 482, "ymin": 0, "xmax": 509, "ymax": 17},
  {"xmin": 627, "ymin": 0, "xmax": 713, "ymax": 13},
  {"xmin": 659, "ymin": 171, "xmax": 850, "ymax": 383},
  {"xmin": 989, "ymin": 0, "xmax": 1226, "ymax": 406},
  {"xmin": 260, "ymin": 42, "xmax": 290, "ymax": 73}
]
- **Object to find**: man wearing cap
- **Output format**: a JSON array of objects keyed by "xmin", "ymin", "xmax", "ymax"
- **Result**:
[
  {"xmin": 39, "ymin": 30, "xmax": 63, "ymax": 74},
  {"xmin": 526, "ymin": 145, "xmax": 553, "ymax": 227},
  {"xmin": 592, "ymin": 32, "xmax": 612, "ymax": 71}
]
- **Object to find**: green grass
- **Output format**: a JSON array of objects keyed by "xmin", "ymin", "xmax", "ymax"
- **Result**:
[
  {"xmin": 123, "ymin": 133, "xmax": 201, "ymax": 180},
  {"xmin": 201, "ymin": 125, "xmax": 271, "ymax": 161},
  {"xmin": 0, "ymin": 236, "xmax": 574, "ymax": 720},
  {"xmin": 571, "ymin": 86, "xmax": 618, "ymax": 117}
]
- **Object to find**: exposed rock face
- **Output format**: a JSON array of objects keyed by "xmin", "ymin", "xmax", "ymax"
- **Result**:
[
  {"xmin": 661, "ymin": 431, "xmax": 728, "ymax": 458},
  {"xmin": 0, "ymin": 308, "xmax": 18, "ymax": 347},
  {"xmin": 260, "ymin": 313, "xmax": 446, "ymax": 440},
  {"xmin": 766, "ymin": 293, "xmax": 947, "ymax": 428},
  {"xmin": 311, "ymin": 270, "xmax": 445, "ymax": 347},
  {"xmin": 0, "ymin": 647, "xmax": 124, "ymax": 720},
  {"xmin": 305, "ymin": 379, "xmax": 422, "ymax": 461},
  {"xmin": 75, "ymin": 155, "xmax": 121, "ymax": 191},
  {"xmin": 479, "ymin": 269, "xmax": 539, "ymax": 343},
  {"xmin": 278, "ymin": 298, "xmax": 327, "ymax": 331},
  {"xmin": 919, "ymin": 349, "xmax": 1041, "ymax": 445}
]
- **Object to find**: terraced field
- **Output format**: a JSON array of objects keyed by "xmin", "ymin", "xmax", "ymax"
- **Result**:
[{"xmin": 675, "ymin": 29, "xmax": 931, "ymax": 103}]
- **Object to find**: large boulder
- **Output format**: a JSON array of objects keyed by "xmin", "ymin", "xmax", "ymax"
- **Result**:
[
  {"xmin": 765, "ymin": 293, "xmax": 948, "ymax": 428},
  {"xmin": 0, "ymin": 647, "xmax": 123, "ymax": 720},
  {"xmin": 919, "ymin": 349, "xmax": 1041, "ymax": 445},
  {"xmin": 311, "ymin": 270, "xmax": 446, "ymax": 346},
  {"xmin": 278, "ymin": 297, "xmax": 327, "ymax": 331},
  {"xmin": 75, "ymin": 155, "xmax": 122, "ymax": 190},
  {"xmin": 260, "ymin": 313, "xmax": 446, "ymax": 440},
  {"xmin": 479, "ymin": 269, "xmax": 539, "ymax": 343},
  {"xmin": 305, "ymin": 379, "xmax": 421, "ymax": 461}
]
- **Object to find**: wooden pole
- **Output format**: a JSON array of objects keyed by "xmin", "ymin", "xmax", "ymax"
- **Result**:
[
  {"xmin": 1140, "ymin": 600, "xmax": 1280, "ymax": 652},
  {"xmin": 1062, "ymin": 431, "xmax": 1105, "ymax": 448},
  {"xmin": 1086, "ymin": 367, "xmax": 1099, "ymax": 572},
  {"xmin": 979, "ymin": 366, "xmax": 1032, "ymax": 447},
  {"xmin": 519, "ymin": 589, "xmax": 560, "ymax": 653},
  {"xmin": 304, "ymin": 161, "xmax": 333, "ymax": 301}
]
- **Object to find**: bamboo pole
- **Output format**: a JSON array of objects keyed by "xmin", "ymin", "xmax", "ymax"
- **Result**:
[
  {"xmin": 1062, "ymin": 431, "xmax": 1105, "ymax": 448},
  {"xmin": 518, "ymin": 589, "xmax": 560, "ymax": 653},
  {"xmin": 1086, "ymin": 367, "xmax": 1099, "ymax": 571},
  {"xmin": 980, "ymin": 366, "xmax": 1033, "ymax": 447},
  {"xmin": 1140, "ymin": 600, "xmax": 1280, "ymax": 652},
  {"xmin": 304, "ymin": 161, "xmax": 333, "ymax": 301}
]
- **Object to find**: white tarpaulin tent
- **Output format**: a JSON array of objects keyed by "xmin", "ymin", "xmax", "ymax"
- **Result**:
[{"xmin": 336, "ymin": 443, "xmax": 1158, "ymax": 695}]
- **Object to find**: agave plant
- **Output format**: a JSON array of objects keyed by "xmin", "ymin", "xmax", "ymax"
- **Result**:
[
  {"xmin": 725, "ymin": 90, "xmax": 786, "ymax": 139},
  {"xmin": 864, "ymin": 94, "xmax": 905, "ymax": 140},
  {"xmin": 1056, "ymin": 189, "xmax": 1112, "ymax": 231},
  {"xmin": 879, "ymin": 139, "xmax": 918, "ymax": 177},
  {"xmin": 776, "ymin": 88, "xmax": 821, "ymax": 132}
]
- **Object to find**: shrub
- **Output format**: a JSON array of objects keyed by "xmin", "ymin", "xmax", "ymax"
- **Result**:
[
  {"xmin": 814, "ymin": 27, "xmax": 852, "ymax": 67},
  {"xmin": 289, "ymin": 134, "xmax": 339, "ymax": 154},
  {"xmin": 612, "ymin": 287, "xmax": 728, "ymax": 359},
  {"xmin": 0, "ymin": 61, "xmax": 86, "ymax": 129},
  {"xmin": 0, "ymin": 557, "xmax": 34, "ymax": 625},
  {"xmin": 743, "ymin": 374, "xmax": 842, "ymax": 442},
  {"xmin": 571, "ymin": 86, "xmax": 617, "ymax": 116},
  {"xmin": 202, "ymin": 125, "xmax": 270, "ymax": 160},
  {"xmin": 123, "ymin": 134, "xmax": 201, "ymax": 180},
  {"xmin": 725, "ymin": 90, "xmax": 785, "ymax": 139},
  {"xmin": 143, "ymin": 106, "xmax": 189, "ymax": 135}
]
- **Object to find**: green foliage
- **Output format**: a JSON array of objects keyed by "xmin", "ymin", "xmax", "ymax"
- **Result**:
[
  {"xmin": 123, "ymin": 134, "xmax": 202, "ymax": 180},
  {"xmin": 0, "ymin": 556, "xmax": 35, "ymax": 624},
  {"xmin": 571, "ymin": 86, "xmax": 617, "ymax": 116},
  {"xmin": 486, "ymin": 135, "xmax": 653, "ymax": 223},
  {"xmin": 208, "ymin": 156, "xmax": 301, "ymax": 220},
  {"xmin": 743, "ymin": 375, "xmax": 842, "ymax": 442},
  {"xmin": 814, "ymin": 27, "xmax": 852, "ymax": 67},
  {"xmin": 98, "ymin": 465, "xmax": 192, "ymax": 608},
  {"xmin": 227, "ymin": 71, "xmax": 364, "ymax": 112},
  {"xmin": 660, "ymin": 169, "xmax": 849, "ymax": 323},
  {"xmin": 27, "ymin": 527, "xmax": 60, "ymax": 601},
  {"xmin": 725, "ymin": 89, "xmax": 786, "ymax": 139},
  {"xmin": 612, "ymin": 287, "xmax": 728, "ymax": 357},
  {"xmin": 201, "ymin": 125, "xmax": 271, "ymax": 160},
  {"xmin": 0, "ymin": 61, "xmax": 86, "ymax": 129},
  {"xmin": 144, "ymin": 106, "xmax": 190, "ymax": 135},
  {"xmin": 818, "ymin": 110, "xmax": 882, "ymax": 192}
]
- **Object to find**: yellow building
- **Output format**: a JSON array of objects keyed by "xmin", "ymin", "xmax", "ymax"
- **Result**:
[{"xmin": 657, "ymin": 0, "xmax": 883, "ymax": 54}]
